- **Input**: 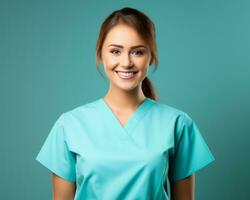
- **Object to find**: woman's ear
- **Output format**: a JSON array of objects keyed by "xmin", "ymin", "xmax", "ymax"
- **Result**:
[
  {"xmin": 96, "ymin": 57, "xmax": 103, "ymax": 65},
  {"xmin": 98, "ymin": 54, "xmax": 103, "ymax": 64}
]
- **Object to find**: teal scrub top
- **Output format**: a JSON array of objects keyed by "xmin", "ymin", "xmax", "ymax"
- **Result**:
[{"xmin": 35, "ymin": 97, "xmax": 215, "ymax": 200}]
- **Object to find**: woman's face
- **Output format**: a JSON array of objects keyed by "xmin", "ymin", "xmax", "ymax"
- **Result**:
[{"xmin": 101, "ymin": 23, "xmax": 151, "ymax": 92}]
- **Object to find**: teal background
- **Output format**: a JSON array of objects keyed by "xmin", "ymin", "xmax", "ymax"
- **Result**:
[{"xmin": 1, "ymin": 0, "xmax": 249, "ymax": 199}]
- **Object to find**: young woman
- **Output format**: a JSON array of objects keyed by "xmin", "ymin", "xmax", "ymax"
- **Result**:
[{"xmin": 36, "ymin": 7, "xmax": 215, "ymax": 200}]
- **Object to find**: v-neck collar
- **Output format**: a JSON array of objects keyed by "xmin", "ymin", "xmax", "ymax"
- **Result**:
[{"xmin": 99, "ymin": 97, "xmax": 154, "ymax": 135}]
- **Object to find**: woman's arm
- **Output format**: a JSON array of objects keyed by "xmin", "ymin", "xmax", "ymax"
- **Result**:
[
  {"xmin": 52, "ymin": 173, "xmax": 76, "ymax": 200},
  {"xmin": 170, "ymin": 174, "xmax": 195, "ymax": 200}
]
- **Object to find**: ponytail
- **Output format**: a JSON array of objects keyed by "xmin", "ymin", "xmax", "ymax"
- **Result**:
[{"xmin": 142, "ymin": 76, "xmax": 158, "ymax": 101}]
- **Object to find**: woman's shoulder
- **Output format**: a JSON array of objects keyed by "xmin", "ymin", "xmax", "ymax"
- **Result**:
[
  {"xmin": 59, "ymin": 98, "xmax": 102, "ymax": 123},
  {"xmin": 152, "ymin": 99, "xmax": 196, "ymax": 127}
]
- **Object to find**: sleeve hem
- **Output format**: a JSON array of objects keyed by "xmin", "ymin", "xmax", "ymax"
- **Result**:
[
  {"xmin": 35, "ymin": 156, "xmax": 76, "ymax": 183},
  {"xmin": 169, "ymin": 155, "xmax": 215, "ymax": 182}
]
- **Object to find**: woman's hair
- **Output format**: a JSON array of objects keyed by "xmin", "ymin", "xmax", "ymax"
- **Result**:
[{"xmin": 95, "ymin": 7, "xmax": 159, "ymax": 101}]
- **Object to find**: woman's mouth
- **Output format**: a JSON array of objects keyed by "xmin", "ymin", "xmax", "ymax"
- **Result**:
[{"xmin": 114, "ymin": 70, "xmax": 138, "ymax": 79}]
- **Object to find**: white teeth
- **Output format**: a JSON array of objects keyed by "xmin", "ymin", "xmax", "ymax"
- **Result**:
[{"xmin": 116, "ymin": 71, "xmax": 136, "ymax": 79}]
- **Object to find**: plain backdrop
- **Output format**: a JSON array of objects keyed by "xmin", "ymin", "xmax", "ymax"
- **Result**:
[{"xmin": 1, "ymin": 0, "xmax": 249, "ymax": 199}]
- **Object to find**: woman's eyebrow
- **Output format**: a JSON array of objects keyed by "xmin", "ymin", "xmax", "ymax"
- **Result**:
[{"xmin": 108, "ymin": 44, "xmax": 147, "ymax": 49}]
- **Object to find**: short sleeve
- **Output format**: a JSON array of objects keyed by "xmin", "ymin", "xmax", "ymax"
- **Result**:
[
  {"xmin": 35, "ymin": 114, "xmax": 76, "ymax": 182},
  {"xmin": 168, "ymin": 113, "xmax": 215, "ymax": 182}
]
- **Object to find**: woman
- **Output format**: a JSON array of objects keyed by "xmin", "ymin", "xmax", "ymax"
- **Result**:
[{"xmin": 36, "ymin": 7, "xmax": 215, "ymax": 200}]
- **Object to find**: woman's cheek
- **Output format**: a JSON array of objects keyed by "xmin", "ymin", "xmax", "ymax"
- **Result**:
[{"xmin": 106, "ymin": 58, "xmax": 119, "ymax": 70}]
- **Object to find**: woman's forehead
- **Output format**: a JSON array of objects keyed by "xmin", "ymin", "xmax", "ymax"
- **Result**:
[{"xmin": 103, "ymin": 24, "xmax": 147, "ymax": 48}]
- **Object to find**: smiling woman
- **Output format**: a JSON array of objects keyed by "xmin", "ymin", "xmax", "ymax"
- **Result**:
[
  {"xmin": 99, "ymin": 23, "xmax": 152, "ymax": 93},
  {"xmin": 35, "ymin": 7, "xmax": 215, "ymax": 200},
  {"xmin": 96, "ymin": 7, "xmax": 158, "ymax": 100}
]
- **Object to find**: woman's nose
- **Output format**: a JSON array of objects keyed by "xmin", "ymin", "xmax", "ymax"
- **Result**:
[{"xmin": 120, "ymin": 53, "xmax": 133, "ymax": 67}]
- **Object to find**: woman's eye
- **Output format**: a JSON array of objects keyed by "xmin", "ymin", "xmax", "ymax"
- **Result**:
[
  {"xmin": 131, "ymin": 50, "xmax": 144, "ymax": 56},
  {"xmin": 110, "ymin": 49, "xmax": 120, "ymax": 55}
]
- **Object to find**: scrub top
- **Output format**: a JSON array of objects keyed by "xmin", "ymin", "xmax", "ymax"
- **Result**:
[{"xmin": 35, "ymin": 97, "xmax": 215, "ymax": 200}]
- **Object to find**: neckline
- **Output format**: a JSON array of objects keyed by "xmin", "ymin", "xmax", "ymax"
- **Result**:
[{"xmin": 100, "ymin": 97, "xmax": 152, "ymax": 134}]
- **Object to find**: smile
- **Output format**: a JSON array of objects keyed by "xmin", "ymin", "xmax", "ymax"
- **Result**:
[{"xmin": 115, "ymin": 70, "xmax": 138, "ymax": 79}]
